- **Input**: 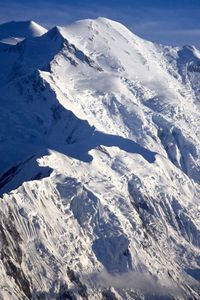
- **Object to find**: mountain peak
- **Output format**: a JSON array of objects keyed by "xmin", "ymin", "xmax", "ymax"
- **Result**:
[
  {"xmin": 0, "ymin": 20, "xmax": 47, "ymax": 44},
  {"xmin": 0, "ymin": 16, "xmax": 200, "ymax": 300},
  {"xmin": 46, "ymin": 26, "xmax": 63, "ymax": 39},
  {"xmin": 57, "ymin": 17, "xmax": 142, "ymax": 51}
]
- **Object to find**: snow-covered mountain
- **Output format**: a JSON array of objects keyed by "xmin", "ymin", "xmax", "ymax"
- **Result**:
[
  {"xmin": 0, "ymin": 17, "xmax": 200, "ymax": 299},
  {"xmin": 0, "ymin": 20, "xmax": 47, "ymax": 45}
]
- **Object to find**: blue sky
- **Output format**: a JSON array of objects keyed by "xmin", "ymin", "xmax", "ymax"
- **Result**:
[{"xmin": 0, "ymin": 0, "xmax": 200, "ymax": 47}]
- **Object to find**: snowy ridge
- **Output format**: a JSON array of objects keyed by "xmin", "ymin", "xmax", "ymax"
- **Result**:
[
  {"xmin": 0, "ymin": 20, "xmax": 47, "ymax": 45},
  {"xmin": 0, "ymin": 17, "xmax": 200, "ymax": 299}
]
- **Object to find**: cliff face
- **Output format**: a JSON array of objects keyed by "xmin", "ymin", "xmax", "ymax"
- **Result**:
[{"xmin": 0, "ymin": 18, "xmax": 200, "ymax": 299}]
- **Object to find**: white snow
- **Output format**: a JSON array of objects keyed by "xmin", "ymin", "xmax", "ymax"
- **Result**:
[
  {"xmin": 0, "ymin": 20, "xmax": 47, "ymax": 45},
  {"xmin": 0, "ymin": 17, "xmax": 200, "ymax": 299}
]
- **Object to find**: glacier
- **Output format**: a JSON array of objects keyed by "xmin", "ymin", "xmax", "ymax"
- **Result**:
[{"xmin": 0, "ymin": 17, "xmax": 200, "ymax": 299}]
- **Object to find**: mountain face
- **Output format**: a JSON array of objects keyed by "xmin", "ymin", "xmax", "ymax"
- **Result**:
[
  {"xmin": 0, "ymin": 20, "xmax": 47, "ymax": 45},
  {"xmin": 0, "ymin": 17, "xmax": 200, "ymax": 299}
]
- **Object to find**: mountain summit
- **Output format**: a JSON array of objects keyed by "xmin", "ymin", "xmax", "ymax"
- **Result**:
[
  {"xmin": 0, "ymin": 18, "xmax": 200, "ymax": 299},
  {"xmin": 0, "ymin": 20, "xmax": 47, "ymax": 44}
]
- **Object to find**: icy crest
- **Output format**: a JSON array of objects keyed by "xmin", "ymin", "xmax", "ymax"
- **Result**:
[{"xmin": 0, "ymin": 17, "xmax": 200, "ymax": 299}]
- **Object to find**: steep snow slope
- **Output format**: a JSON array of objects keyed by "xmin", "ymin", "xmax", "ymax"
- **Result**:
[
  {"xmin": 0, "ymin": 17, "xmax": 200, "ymax": 299},
  {"xmin": 0, "ymin": 20, "xmax": 47, "ymax": 45}
]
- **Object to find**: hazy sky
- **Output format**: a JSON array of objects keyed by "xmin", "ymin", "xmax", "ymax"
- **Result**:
[{"xmin": 0, "ymin": 0, "xmax": 200, "ymax": 48}]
